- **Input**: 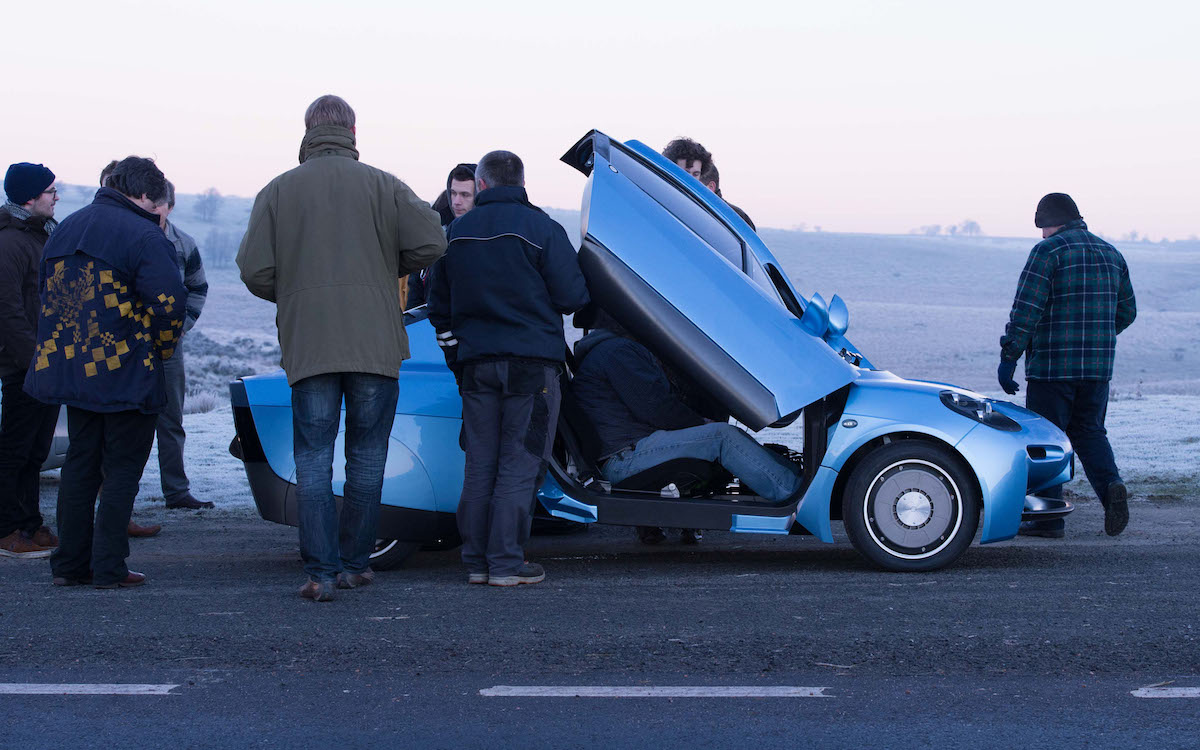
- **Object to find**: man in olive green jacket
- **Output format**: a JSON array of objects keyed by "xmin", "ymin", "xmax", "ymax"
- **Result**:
[{"xmin": 237, "ymin": 95, "xmax": 446, "ymax": 601}]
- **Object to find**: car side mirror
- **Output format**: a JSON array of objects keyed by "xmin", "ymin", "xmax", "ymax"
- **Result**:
[
  {"xmin": 826, "ymin": 295, "xmax": 849, "ymax": 340},
  {"xmin": 799, "ymin": 293, "xmax": 830, "ymax": 337}
]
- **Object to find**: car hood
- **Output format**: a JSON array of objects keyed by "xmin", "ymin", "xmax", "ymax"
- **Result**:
[{"xmin": 561, "ymin": 130, "xmax": 859, "ymax": 430}]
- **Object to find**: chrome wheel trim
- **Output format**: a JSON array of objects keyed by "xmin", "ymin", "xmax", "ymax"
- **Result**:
[
  {"xmin": 863, "ymin": 459, "xmax": 964, "ymax": 560},
  {"xmin": 371, "ymin": 539, "xmax": 398, "ymax": 558}
]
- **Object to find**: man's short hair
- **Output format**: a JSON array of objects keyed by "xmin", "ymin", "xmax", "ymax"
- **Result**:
[
  {"xmin": 662, "ymin": 137, "xmax": 712, "ymax": 172},
  {"xmin": 447, "ymin": 163, "xmax": 477, "ymax": 188},
  {"xmin": 304, "ymin": 94, "xmax": 356, "ymax": 130},
  {"xmin": 107, "ymin": 157, "xmax": 169, "ymax": 205},
  {"xmin": 99, "ymin": 159, "xmax": 118, "ymax": 188},
  {"xmin": 165, "ymin": 180, "xmax": 176, "ymax": 209},
  {"xmin": 699, "ymin": 161, "xmax": 721, "ymax": 190},
  {"xmin": 476, "ymin": 151, "xmax": 524, "ymax": 188}
]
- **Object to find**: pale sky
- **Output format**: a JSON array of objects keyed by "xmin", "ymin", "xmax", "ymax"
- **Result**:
[{"xmin": 3, "ymin": 0, "xmax": 1196, "ymax": 239}]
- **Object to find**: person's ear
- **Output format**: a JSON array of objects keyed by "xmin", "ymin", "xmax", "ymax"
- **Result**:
[{"xmin": 477, "ymin": 178, "xmax": 488, "ymax": 192}]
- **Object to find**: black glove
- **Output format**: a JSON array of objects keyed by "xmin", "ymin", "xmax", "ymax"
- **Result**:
[{"xmin": 997, "ymin": 359, "xmax": 1020, "ymax": 395}]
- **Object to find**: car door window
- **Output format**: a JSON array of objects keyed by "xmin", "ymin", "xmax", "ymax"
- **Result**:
[{"xmin": 609, "ymin": 148, "xmax": 745, "ymax": 272}]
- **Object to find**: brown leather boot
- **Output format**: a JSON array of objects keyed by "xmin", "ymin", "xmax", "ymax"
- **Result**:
[
  {"xmin": 127, "ymin": 521, "xmax": 162, "ymax": 538},
  {"xmin": 32, "ymin": 526, "xmax": 59, "ymax": 548}
]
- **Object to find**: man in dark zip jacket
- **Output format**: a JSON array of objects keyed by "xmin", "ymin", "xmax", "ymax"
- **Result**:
[
  {"xmin": 25, "ymin": 157, "xmax": 186, "ymax": 589},
  {"xmin": 0, "ymin": 163, "xmax": 61, "ymax": 558},
  {"xmin": 426, "ymin": 150, "xmax": 589, "ymax": 586}
]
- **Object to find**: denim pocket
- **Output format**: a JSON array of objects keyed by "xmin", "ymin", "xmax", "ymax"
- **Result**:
[{"xmin": 507, "ymin": 361, "xmax": 548, "ymax": 396}]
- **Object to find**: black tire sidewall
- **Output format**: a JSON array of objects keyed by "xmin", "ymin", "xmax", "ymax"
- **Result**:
[
  {"xmin": 369, "ymin": 540, "xmax": 420, "ymax": 570},
  {"xmin": 842, "ymin": 441, "xmax": 980, "ymax": 572}
]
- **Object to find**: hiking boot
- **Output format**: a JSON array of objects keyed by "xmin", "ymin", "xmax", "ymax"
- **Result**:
[
  {"xmin": 680, "ymin": 528, "xmax": 703, "ymax": 545},
  {"xmin": 0, "ymin": 531, "xmax": 53, "ymax": 559},
  {"xmin": 299, "ymin": 580, "xmax": 335, "ymax": 602},
  {"xmin": 336, "ymin": 568, "xmax": 376, "ymax": 589},
  {"xmin": 32, "ymin": 526, "xmax": 59, "ymax": 548},
  {"xmin": 1103, "ymin": 481, "xmax": 1129, "ymax": 536},
  {"xmin": 1018, "ymin": 518, "xmax": 1065, "ymax": 539},
  {"xmin": 489, "ymin": 562, "xmax": 546, "ymax": 587},
  {"xmin": 166, "ymin": 494, "xmax": 215, "ymax": 510},
  {"xmin": 636, "ymin": 526, "xmax": 666, "ymax": 545},
  {"xmin": 94, "ymin": 571, "xmax": 147, "ymax": 589},
  {"xmin": 467, "ymin": 572, "xmax": 489, "ymax": 585}
]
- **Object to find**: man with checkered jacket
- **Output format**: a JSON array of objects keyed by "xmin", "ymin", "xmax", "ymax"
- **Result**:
[{"xmin": 998, "ymin": 193, "xmax": 1137, "ymax": 539}]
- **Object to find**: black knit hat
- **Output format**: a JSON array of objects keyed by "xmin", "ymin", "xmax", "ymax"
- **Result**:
[
  {"xmin": 1034, "ymin": 193, "xmax": 1081, "ymax": 228},
  {"xmin": 4, "ymin": 163, "xmax": 55, "ymax": 205}
]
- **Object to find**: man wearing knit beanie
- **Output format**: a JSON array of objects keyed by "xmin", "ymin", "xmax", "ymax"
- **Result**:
[
  {"xmin": 0, "ymin": 163, "xmax": 62, "ymax": 558},
  {"xmin": 998, "ymin": 192, "xmax": 1137, "ymax": 539}
]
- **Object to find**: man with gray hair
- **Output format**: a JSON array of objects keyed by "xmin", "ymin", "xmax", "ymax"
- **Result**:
[
  {"xmin": 151, "ymin": 181, "xmax": 211, "ymax": 510},
  {"xmin": 238, "ymin": 94, "xmax": 446, "ymax": 601},
  {"xmin": 427, "ymin": 151, "xmax": 590, "ymax": 586}
]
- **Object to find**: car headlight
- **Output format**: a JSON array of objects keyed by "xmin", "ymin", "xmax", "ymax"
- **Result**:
[{"xmin": 939, "ymin": 390, "xmax": 1020, "ymax": 432}]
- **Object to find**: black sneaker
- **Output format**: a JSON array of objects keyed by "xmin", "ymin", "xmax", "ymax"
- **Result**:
[
  {"xmin": 488, "ymin": 561, "xmax": 546, "ymax": 587},
  {"xmin": 636, "ymin": 526, "xmax": 666, "ymax": 545},
  {"xmin": 680, "ymin": 528, "xmax": 703, "ymax": 545},
  {"xmin": 1018, "ymin": 519, "xmax": 1065, "ymax": 539},
  {"xmin": 1103, "ymin": 481, "xmax": 1129, "ymax": 536}
]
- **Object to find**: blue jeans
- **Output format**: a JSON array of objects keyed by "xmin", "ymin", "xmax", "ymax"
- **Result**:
[
  {"xmin": 1026, "ymin": 380, "xmax": 1121, "ymax": 503},
  {"xmin": 292, "ymin": 373, "xmax": 399, "ymax": 582},
  {"xmin": 602, "ymin": 423, "xmax": 802, "ymax": 503}
]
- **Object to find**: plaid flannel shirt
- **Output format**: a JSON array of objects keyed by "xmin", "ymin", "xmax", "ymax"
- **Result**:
[{"xmin": 1000, "ymin": 220, "xmax": 1136, "ymax": 381}]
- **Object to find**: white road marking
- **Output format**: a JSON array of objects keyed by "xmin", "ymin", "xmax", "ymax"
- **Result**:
[
  {"xmin": 1131, "ymin": 688, "xmax": 1200, "ymax": 698},
  {"xmin": 0, "ymin": 684, "xmax": 179, "ymax": 696},
  {"xmin": 480, "ymin": 686, "xmax": 830, "ymax": 698}
]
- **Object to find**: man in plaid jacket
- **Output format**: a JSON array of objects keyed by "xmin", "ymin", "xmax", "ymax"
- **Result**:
[{"xmin": 998, "ymin": 193, "xmax": 1137, "ymax": 538}]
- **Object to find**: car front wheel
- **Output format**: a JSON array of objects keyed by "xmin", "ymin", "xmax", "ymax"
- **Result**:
[
  {"xmin": 842, "ymin": 441, "xmax": 980, "ymax": 572},
  {"xmin": 370, "ymin": 539, "xmax": 420, "ymax": 570}
]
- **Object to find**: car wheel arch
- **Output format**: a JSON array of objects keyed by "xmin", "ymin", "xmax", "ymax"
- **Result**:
[{"xmin": 829, "ymin": 431, "xmax": 981, "ymax": 522}]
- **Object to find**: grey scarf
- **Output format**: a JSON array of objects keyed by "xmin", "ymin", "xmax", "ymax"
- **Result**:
[{"xmin": 3, "ymin": 201, "xmax": 57, "ymax": 234}]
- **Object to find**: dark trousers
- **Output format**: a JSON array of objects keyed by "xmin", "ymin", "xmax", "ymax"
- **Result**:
[
  {"xmin": 291, "ymin": 373, "xmax": 399, "ymax": 582},
  {"xmin": 50, "ymin": 407, "xmax": 157, "ymax": 585},
  {"xmin": 0, "ymin": 373, "xmax": 59, "ymax": 538},
  {"xmin": 458, "ymin": 360, "xmax": 561, "ymax": 577},
  {"xmin": 1027, "ymin": 380, "xmax": 1121, "ymax": 503},
  {"xmin": 155, "ymin": 340, "xmax": 189, "ymax": 502}
]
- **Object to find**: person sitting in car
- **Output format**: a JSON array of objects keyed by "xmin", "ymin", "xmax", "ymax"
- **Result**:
[{"xmin": 571, "ymin": 312, "xmax": 803, "ymax": 543}]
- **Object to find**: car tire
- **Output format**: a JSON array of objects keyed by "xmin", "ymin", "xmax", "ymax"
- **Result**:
[
  {"xmin": 370, "ymin": 539, "xmax": 420, "ymax": 570},
  {"xmin": 842, "ymin": 441, "xmax": 980, "ymax": 572}
]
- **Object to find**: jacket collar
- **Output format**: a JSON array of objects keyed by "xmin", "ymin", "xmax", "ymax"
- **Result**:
[
  {"xmin": 1051, "ymin": 218, "xmax": 1088, "ymax": 236},
  {"xmin": 92, "ymin": 187, "xmax": 162, "ymax": 225},
  {"xmin": 299, "ymin": 125, "xmax": 360, "ymax": 164},
  {"xmin": 475, "ymin": 185, "xmax": 535, "ymax": 209},
  {"xmin": 1, "ymin": 202, "xmax": 56, "ymax": 235}
]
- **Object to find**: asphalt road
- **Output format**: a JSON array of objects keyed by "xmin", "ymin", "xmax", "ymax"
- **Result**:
[{"xmin": 2, "ymin": 497, "xmax": 1197, "ymax": 749}]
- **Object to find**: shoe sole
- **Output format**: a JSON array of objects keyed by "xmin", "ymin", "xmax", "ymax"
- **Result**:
[
  {"xmin": 94, "ymin": 579, "xmax": 147, "ymax": 589},
  {"xmin": 1105, "ymin": 484, "xmax": 1129, "ymax": 536},
  {"xmin": 488, "ymin": 574, "xmax": 546, "ymax": 587},
  {"xmin": 52, "ymin": 577, "xmax": 92, "ymax": 586},
  {"xmin": 468, "ymin": 574, "xmax": 489, "ymax": 585},
  {"xmin": 1018, "ymin": 530, "xmax": 1065, "ymax": 539},
  {"xmin": 0, "ymin": 548, "xmax": 53, "ymax": 559}
]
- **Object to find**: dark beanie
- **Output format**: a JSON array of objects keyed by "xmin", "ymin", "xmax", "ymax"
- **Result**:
[
  {"xmin": 1034, "ymin": 193, "xmax": 1081, "ymax": 228},
  {"xmin": 4, "ymin": 163, "xmax": 56, "ymax": 205}
]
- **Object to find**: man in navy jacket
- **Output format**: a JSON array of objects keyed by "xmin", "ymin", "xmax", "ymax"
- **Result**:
[
  {"xmin": 427, "ymin": 151, "xmax": 589, "ymax": 586},
  {"xmin": 25, "ymin": 157, "xmax": 186, "ymax": 589}
]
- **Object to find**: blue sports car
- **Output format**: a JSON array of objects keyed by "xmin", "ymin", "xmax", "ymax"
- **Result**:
[{"xmin": 229, "ymin": 129, "xmax": 1073, "ymax": 572}]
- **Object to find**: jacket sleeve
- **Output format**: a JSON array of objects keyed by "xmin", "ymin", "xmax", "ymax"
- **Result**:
[
  {"xmin": 540, "ymin": 223, "xmax": 590, "ymax": 315},
  {"xmin": 607, "ymin": 341, "xmax": 705, "ymax": 431},
  {"xmin": 134, "ymin": 233, "xmax": 189, "ymax": 362},
  {"xmin": 236, "ymin": 183, "xmax": 278, "ymax": 302},
  {"xmin": 393, "ymin": 182, "xmax": 447, "ymax": 278},
  {"xmin": 0, "ymin": 244, "xmax": 35, "ymax": 369},
  {"xmin": 999, "ymin": 246, "xmax": 1054, "ymax": 361},
  {"xmin": 179, "ymin": 230, "xmax": 208, "ymax": 333},
  {"xmin": 1115, "ymin": 262, "xmax": 1136, "ymax": 334}
]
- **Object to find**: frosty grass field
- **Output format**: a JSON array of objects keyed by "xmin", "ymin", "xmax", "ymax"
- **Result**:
[{"xmin": 29, "ymin": 191, "xmax": 1200, "ymax": 523}]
